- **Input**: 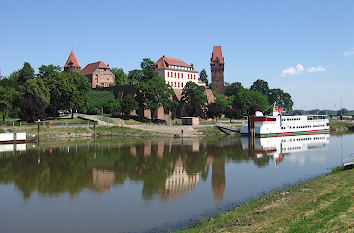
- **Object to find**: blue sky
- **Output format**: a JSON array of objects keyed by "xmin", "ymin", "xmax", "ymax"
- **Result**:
[{"xmin": 1, "ymin": 0, "xmax": 353, "ymax": 110}]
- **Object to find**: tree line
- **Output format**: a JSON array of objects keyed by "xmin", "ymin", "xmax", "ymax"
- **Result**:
[{"xmin": 0, "ymin": 60, "xmax": 294, "ymax": 123}]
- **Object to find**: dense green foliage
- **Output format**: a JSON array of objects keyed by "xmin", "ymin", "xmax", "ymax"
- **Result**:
[
  {"xmin": 85, "ymin": 90, "xmax": 117, "ymax": 115},
  {"xmin": 199, "ymin": 69, "xmax": 208, "ymax": 86},
  {"xmin": 224, "ymin": 79, "xmax": 294, "ymax": 116}
]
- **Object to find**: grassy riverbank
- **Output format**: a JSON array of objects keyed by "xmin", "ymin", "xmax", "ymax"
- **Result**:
[
  {"xmin": 179, "ymin": 168, "xmax": 354, "ymax": 233},
  {"xmin": 329, "ymin": 120, "xmax": 354, "ymax": 133}
]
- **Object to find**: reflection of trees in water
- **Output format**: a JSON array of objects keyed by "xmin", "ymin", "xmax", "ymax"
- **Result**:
[{"xmin": 0, "ymin": 137, "xmax": 272, "ymax": 200}]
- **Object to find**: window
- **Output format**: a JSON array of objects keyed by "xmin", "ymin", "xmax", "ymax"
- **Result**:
[
  {"xmin": 175, "ymin": 73, "xmax": 176, "ymax": 78},
  {"xmin": 182, "ymin": 83, "xmax": 184, "ymax": 87},
  {"xmin": 178, "ymin": 82, "xmax": 180, "ymax": 87},
  {"xmin": 167, "ymin": 72, "xmax": 169, "ymax": 77},
  {"xmin": 188, "ymin": 74, "xmax": 189, "ymax": 78},
  {"xmin": 168, "ymin": 81, "xmax": 169, "ymax": 85},
  {"xmin": 181, "ymin": 73, "xmax": 183, "ymax": 78},
  {"xmin": 194, "ymin": 74, "xmax": 196, "ymax": 79},
  {"xmin": 175, "ymin": 82, "xmax": 176, "ymax": 87},
  {"xmin": 178, "ymin": 73, "xmax": 180, "ymax": 78}
]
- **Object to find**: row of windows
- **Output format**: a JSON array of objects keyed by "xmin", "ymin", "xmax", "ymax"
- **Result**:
[
  {"xmin": 280, "ymin": 124, "xmax": 325, "ymax": 130},
  {"xmin": 281, "ymin": 136, "xmax": 327, "ymax": 143},
  {"xmin": 167, "ymin": 81, "xmax": 184, "ymax": 88},
  {"xmin": 282, "ymin": 118, "xmax": 301, "ymax": 121},
  {"xmin": 167, "ymin": 72, "xmax": 196, "ymax": 79},
  {"xmin": 168, "ymin": 65, "xmax": 193, "ymax": 71}
]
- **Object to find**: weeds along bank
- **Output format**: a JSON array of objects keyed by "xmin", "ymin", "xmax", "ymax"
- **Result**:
[{"xmin": 178, "ymin": 168, "xmax": 354, "ymax": 233}]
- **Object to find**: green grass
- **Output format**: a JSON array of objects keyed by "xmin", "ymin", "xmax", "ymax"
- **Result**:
[
  {"xmin": 93, "ymin": 126, "xmax": 168, "ymax": 137},
  {"xmin": 0, "ymin": 128, "xmax": 4, "ymax": 133},
  {"xmin": 194, "ymin": 126, "xmax": 225, "ymax": 136},
  {"xmin": 178, "ymin": 168, "xmax": 354, "ymax": 233},
  {"xmin": 329, "ymin": 120, "xmax": 354, "ymax": 132}
]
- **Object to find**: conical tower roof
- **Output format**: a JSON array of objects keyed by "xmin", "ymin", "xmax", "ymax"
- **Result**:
[{"xmin": 64, "ymin": 50, "xmax": 81, "ymax": 68}]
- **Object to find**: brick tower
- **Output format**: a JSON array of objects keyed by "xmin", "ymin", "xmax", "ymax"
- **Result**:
[
  {"xmin": 210, "ymin": 46, "xmax": 224, "ymax": 95},
  {"xmin": 64, "ymin": 50, "xmax": 81, "ymax": 72}
]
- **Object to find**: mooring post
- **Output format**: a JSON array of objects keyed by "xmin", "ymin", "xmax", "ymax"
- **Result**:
[
  {"xmin": 37, "ymin": 120, "xmax": 40, "ymax": 143},
  {"xmin": 248, "ymin": 114, "xmax": 251, "ymax": 137}
]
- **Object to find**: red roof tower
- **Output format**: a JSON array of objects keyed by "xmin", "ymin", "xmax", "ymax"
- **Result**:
[
  {"xmin": 64, "ymin": 50, "xmax": 81, "ymax": 72},
  {"xmin": 210, "ymin": 46, "xmax": 225, "ymax": 95}
]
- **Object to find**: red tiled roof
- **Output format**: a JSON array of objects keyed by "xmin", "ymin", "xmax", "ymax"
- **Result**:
[
  {"xmin": 64, "ymin": 50, "xmax": 81, "ymax": 68},
  {"xmin": 155, "ymin": 56, "xmax": 193, "ymax": 69},
  {"xmin": 211, "ymin": 46, "xmax": 224, "ymax": 64},
  {"xmin": 81, "ymin": 61, "xmax": 110, "ymax": 75}
]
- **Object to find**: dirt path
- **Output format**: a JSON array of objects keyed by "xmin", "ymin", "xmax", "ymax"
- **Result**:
[{"xmin": 125, "ymin": 125, "xmax": 199, "ymax": 137}]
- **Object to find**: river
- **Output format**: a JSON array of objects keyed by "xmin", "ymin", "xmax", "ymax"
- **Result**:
[{"xmin": 0, "ymin": 133, "xmax": 352, "ymax": 232}]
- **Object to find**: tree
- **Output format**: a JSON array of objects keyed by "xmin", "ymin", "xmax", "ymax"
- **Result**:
[
  {"xmin": 232, "ymin": 89, "xmax": 269, "ymax": 116},
  {"xmin": 22, "ymin": 78, "xmax": 50, "ymax": 106},
  {"xmin": 225, "ymin": 82, "xmax": 243, "ymax": 97},
  {"xmin": 136, "ymin": 75, "xmax": 174, "ymax": 120},
  {"xmin": 337, "ymin": 108, "xmax": 349, "ymax": 116},
  {"xmin": 199, "ymin": 69, "xmax": 208, "ymax": 86},
  {"xmin": 120, "ymin": 94, "xmax": 138, "ymax": 116},
  {"xmin": 128, "ymin": 69, "xmax": 143, "ymax": 85},
  {"xmin": 140, "ymin": 58, "xmax": 156, "ymax": 82},
  {"xmin": 206, "ymin": 102, "xmax": 222, "ymax": 121},
  {"xmin": 0, "ymin": 86, "xmax": 19, "ymax": 121},
  {"xmin": 213, "ymin": 91, "xmax": 232, "ymax": 112},
  {"xmin": 225, "ymin": 107, "xmax": 241, "ymax": 122},
  {"xmin": 268, "ymin": 88, "xmax": 293, "ymax": 111},
  {"xmin": 250, "ymin": 79, "xmax": 270, "ymax": 96},
  {"xmin": 181, "ymin": 81, "xmax": 206, "ymax": 106},
  {"xmin": 19, "ymin": 95, "xmax": 46, "ymax": 123},
  {"xmin": 38, "ymin": 65, "xmax": 62, "ymax": 77},
  {"xmin": 180, "ymin": 100, "xmax": 204, "ymax": 117},
  {"xmin": 111, "ymin": 68, "xmax": 128, "ymax": 86},
  {"xmin": 85, "ymin": 90, "xmax": 117, "ymax": 115},
  {"xmin": 18, "ymin": 62, "xmax": 35, "ymax": 84},
  {"xmin": 59, "ymin": 72, "xmax": 91, "ymax": 118}
]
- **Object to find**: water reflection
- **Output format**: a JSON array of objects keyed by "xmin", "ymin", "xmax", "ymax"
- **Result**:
[
  {"xmin": 0, "ymin": 135, "xmax": 330, "ymax": 202},
  {"xmin": 241, "ymin": 134, "xmax": 330, "ymax": 165}
]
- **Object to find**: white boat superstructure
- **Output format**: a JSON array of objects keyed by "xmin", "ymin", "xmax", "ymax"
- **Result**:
[{"xmin": 240, "ymin": 106, "xmax": 330, "ymax": 137}]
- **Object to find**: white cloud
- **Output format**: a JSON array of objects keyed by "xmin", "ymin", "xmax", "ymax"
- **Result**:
[
  {"xmin": 281, "ymin": 64, "xmax": 304, "ymax": 77},
  {"xmin": 308, "ymin": 65, "xmax": 326, "ymax": 73},
  {"xmin": 344, "ymin": 48, "xmax": 354, "ymax": 56}
]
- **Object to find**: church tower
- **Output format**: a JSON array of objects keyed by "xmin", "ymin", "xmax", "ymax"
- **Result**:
[
  {"xmin": 210, "ymin": 46, "xmax": 224, "ymax": 95},
  {"xmin": 64, "ymin": 50, "xmax": 81, "ymax": 72}
]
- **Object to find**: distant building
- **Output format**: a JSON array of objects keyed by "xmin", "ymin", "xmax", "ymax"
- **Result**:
[
  {"xmin": 210, "ymin": 46, "xmax": 225, "ymax": 95},
  {"xmin": 81, "ymin": 61, "xmax": 115, "ymax": 88},
  {"xmin": 154, "ymin": 55, "xmax": 205, "ymax": 89},
  {"xmin": 64, "ymin": 50, "xmax": 81, "ymax": 72}
]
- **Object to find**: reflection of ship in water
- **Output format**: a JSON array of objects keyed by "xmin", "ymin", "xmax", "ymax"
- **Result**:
[
  {"xmin": 159, "ymin": 158, "xmax": 199, "ymax": 201},
  {"xmin": 241, "ymin": 134, "xmax": 330, "ymax": 164}
]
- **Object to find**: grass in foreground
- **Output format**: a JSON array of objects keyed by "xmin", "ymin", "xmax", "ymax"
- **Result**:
[{"xmin": 179, "ymin": 168, "xmax": 354, "ymax": 233}]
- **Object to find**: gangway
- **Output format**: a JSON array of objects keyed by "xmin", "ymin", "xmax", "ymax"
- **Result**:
[{"xmin": 216, "ymin": 124, "xmax": 240, "ymax": 135}]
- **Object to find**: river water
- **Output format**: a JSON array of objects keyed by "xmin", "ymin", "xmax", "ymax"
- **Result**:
[{"xmin": 0, "ymin": 133, "xmax": 352, "ymax": 233}]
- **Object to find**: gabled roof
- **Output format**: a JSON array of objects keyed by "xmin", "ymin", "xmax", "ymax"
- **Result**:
[
  {"xmin": 155, "ymin": 56, "xmax": 193, "ymax": 69},
  {"xmin": 64, "ymin": 50, "xmax": 81, "ymax": 68},
  {"xmin": 81, "ymin": 61, "xmax": 110, "ymax": 75},
  {"xmin": 211, "ymin": 46, "xmax": 224, "ymax": 64}
]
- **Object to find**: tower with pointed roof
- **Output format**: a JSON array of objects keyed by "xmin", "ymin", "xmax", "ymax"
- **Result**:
[
  {"xmin": 210, "ymin": 46, "xmax": 225, "ymax": 95},
  {"xmin": 64, "ymin": 50, "xmax": 81, "ymax": 72}
]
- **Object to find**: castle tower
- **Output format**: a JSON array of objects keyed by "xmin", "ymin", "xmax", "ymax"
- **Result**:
[
  {"xmin": 210, "ymin": 46, "xmax": 224, "ymax": 95},
  {"xmin": 64, "ymin": 50, "xmax": 81, "ymax": 72}
]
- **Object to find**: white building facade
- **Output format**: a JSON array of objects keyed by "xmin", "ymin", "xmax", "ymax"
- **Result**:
[{"xmin": 154, "ymin": 56, "xmax": 205, "ymax": 89}]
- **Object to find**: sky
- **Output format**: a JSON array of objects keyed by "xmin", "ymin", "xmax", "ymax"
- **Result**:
[{"xmin": 0, "ymin": 0, "xmax": 353, "ymax": 110}]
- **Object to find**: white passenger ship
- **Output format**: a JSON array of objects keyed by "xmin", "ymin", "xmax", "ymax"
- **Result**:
[{"xmin": 240, "ymin": 105, "xmax": 330, "ymax": 137}]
